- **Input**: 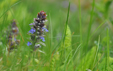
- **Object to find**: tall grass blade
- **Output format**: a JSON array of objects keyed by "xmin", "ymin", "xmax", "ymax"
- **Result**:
[{"xmin": 86, "ymin": 0, "xmax": 95, "ymax": 50}]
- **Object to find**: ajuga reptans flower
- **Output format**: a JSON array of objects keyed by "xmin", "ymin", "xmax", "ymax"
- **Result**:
[
  {"xmin": 27, "ymin": 11, "xmax": 48, "ymax": 51},
  {"xmin": 8, "ymin": 20, "xmax": 20, "ymax": 52}
]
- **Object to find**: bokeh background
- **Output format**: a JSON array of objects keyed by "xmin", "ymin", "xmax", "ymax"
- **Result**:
[{"xmin": 0, "ymin": 0, "xmax": 113, "ymax": 71}]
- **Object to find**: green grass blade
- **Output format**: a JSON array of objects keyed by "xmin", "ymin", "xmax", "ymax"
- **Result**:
[
  {"xmin": 0, "ymin": 1, "xmax": 21, "ymax": 19},
  {"xmin": 90, "ymin": 20, "xmax": 106, "ymax": 39},
  {"xmin": 63, "ymin": 2, "xmax": 70, "ymax": 43},
  {"xmin": 105, "ymin": 28, "xmax": 109, "ymax": 71},
  {"xmin": 92, "ymin": 35, "xmax": 100, "ymax": 70},
  {"xmin": 86, "ymin": 0, "xmax": 95, "ymax": 49},
  {"xmin": 79, "ymin": 0, "xmax": 82, "ymax": 44}
]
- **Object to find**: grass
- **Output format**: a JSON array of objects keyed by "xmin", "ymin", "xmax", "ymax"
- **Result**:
[
  {"xmin": 0, "ymin": 0, "xmax": 113, "ymax": 71},
  {"xmin": 86, "ymin": 0, "xmax": 95, "ymax": 52}
]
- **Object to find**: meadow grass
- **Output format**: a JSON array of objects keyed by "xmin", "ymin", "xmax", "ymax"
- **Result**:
[{"xmin": 0, "ymin": 0, "xmax": 113, "ymax": 71}]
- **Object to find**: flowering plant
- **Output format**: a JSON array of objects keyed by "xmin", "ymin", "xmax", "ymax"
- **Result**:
[
  {"xmin": 27, "ymin": 11, "xmax": 48, "ymax": 51},
  {"xmin": 8, "ymin": 20, "xmax": 20, "ymax": 52}
]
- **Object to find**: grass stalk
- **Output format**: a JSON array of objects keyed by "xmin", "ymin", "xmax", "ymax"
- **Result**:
[
  {"xmin": 92, "ymin": 35, "xmax": 100, "ymax": 70},
  {"xmin": 79, "ymin": 0, "xmax": 82, "ymax": 45},
  {"xmin": 83, "ymin": 0, "xmax": 95, "ymax": 70},
  {"xmin": 63, "ymin": 2, "xmax": 70, "ymax": 43},
  {"xmin": 105, "ymin": 28, "xmax": 109, "ymax": 71},
  {"xmin": 90, "ymin": 20, "xmax": 106, "ymax": 39},
  {"xmin": 86, "ymin": 0, "xmax": 95, "ymax": 50},
  {"xmin": 63, "ymin": 2, "xmax": 70, "ymax": 71}
]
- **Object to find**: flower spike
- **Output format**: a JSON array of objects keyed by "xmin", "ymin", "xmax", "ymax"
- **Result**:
[{"xmin": 27, "ymin": 11, "xmax": 48, "ymax": 51}]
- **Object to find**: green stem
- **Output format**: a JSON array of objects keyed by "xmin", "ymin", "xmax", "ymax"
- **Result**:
[
  {"xmin": 79, "ymin": 0, "xmax": 82, "ymax": 45},
  {"xmin": 106, "ymin": 28, "xmax": 109, "ymax": 71},
  {"xmin": 86, "ymin": 0, "xmax": 95, "ymax": 51}
]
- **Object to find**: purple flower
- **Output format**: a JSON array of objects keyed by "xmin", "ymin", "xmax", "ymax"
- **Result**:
[
  {"xmin": 27, "ymin": 42, "xmax": 32, "ymax": 46},
  {"xmin": 40, "ymin": 37, "xmax": 45, "ymax": 42},
  {"xmin": 29, "ymin": 28, "xmax": 36, "ymax": 34},
  {"xmin": 42, "ymin": 27, "xmax": 48, "ymax": 32},
  {"xmin": 27, "ymin": 11, "xmax": 48, "ymax": 51},
  {"xmin": 29, "ymin": 23, "xmax": 35, "ymax": 25},
  {"xmin": 14, "ymin": 38, "xmax": 16, "ymax": 41}
]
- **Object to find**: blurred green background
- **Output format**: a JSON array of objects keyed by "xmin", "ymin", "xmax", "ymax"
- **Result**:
[{"xmin": 0, "ymin": 0, "xmax": 113, "ymax": 71}]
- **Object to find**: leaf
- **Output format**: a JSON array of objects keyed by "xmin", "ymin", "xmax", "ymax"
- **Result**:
[
  {"xmin": 98, "ymin": 57, "xmax": 113, "ymax": 71},
  {"xmin": 59, "ymin": 25, "xmax": 73, "ymax": 71},
  {"xmin": 76, "ymin": 46, "xmax": 99, "ymax": 71}
]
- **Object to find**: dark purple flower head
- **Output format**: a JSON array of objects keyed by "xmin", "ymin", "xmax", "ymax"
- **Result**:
[
  {"xmin": 38, "ymin": 11, "xmax": 47, "ymax": 20},
  {"xmin": 28, "ymin": 11, "xmax": 48, "ymax": 51},
  {"xmin": 11, "ymin": 20, "xmax": 19, "ymax": 36},
  {"xmin": 27, "ymin": 42, "xmax": 32, "ymax": 46},
  {"xmin": 8, "ymin": 20, "xmax": 20, "ymax": 52},
  {"xmin": 29, "ymin": 28, "xmax": 36, "ymax": 34},
  {"xmin": 12, "ymin": 20, "xmax": 17, "ymax": 27}
]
